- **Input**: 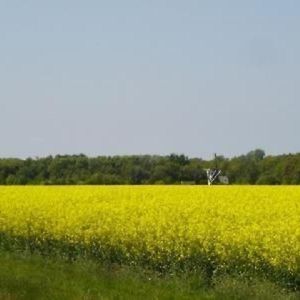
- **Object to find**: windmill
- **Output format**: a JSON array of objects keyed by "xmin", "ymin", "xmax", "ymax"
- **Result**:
[{"xmin": 204, "ymin": 154, "xmax": 229, "ymax": 185}]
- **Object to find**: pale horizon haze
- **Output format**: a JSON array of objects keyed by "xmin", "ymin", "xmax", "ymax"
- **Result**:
[{"xmin": 0, "ymin": 1, "xmax": 299, "ymax": 159}]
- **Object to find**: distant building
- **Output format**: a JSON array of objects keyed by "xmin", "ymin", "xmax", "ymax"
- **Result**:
[
  {"xmin": 219, "ymin": 176, "xmax": 229, "ymax": 184},
  {"xmin": 180, "ymin": 181, "xmax": 196, "ymax": 185}
]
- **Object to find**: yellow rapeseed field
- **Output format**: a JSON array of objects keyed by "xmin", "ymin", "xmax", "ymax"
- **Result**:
[{"xmin": 0, "ymin": 186, "xmax": 299, "ymax": 283}]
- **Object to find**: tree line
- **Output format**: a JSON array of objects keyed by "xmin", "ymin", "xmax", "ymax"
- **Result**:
[{"xmin": 0, "ymin": 149, "xmax": 300, "ymax": 185}]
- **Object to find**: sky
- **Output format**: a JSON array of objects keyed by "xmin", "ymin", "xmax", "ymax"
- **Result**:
[{"xmin": 0, "ymin": 1, "xmax": 299, "ymax": 159}]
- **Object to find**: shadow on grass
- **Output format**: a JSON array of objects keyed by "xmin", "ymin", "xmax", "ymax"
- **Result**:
[
  {"xmin": 0, "ymin": 251, "xmax": 299, "ymax": 300},
  {"xmin": 0, "ymin": 233, "xmax": 299, "ymax": 292}
]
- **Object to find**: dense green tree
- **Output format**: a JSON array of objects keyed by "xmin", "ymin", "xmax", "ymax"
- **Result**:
[{"xmin": 0, "ymin": 150, "xmax": 300, "ymax": 185}]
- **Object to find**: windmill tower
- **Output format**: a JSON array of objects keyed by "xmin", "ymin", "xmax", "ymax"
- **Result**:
[{"xmin": 204, "ymin": 154, "xmax": 229, "ymax": 185}]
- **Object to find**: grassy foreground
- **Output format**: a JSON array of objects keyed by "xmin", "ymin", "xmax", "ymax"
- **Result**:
[{"xmin": 0, "ymin": 251, "xmax": 298, "ymax": 300}]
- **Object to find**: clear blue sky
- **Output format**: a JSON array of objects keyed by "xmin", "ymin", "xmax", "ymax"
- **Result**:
[{"xmin": 0, "ymin": 1, "xmax": 299, "ymax": 159}]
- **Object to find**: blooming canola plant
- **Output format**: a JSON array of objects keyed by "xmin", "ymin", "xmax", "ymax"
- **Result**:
[{"xmin": 0, "ymin": 186, "xmax": 299, "ymax": 286}]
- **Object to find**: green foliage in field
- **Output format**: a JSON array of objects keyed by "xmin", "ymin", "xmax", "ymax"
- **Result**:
[{"xmin": 0, "ymin": 251, "xmax": 298, "ymax": 300}]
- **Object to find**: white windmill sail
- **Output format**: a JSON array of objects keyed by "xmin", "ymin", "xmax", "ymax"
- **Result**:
[{"xmin": 204, "ymin": 154, "xmax": 229, "ymax": 185}]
